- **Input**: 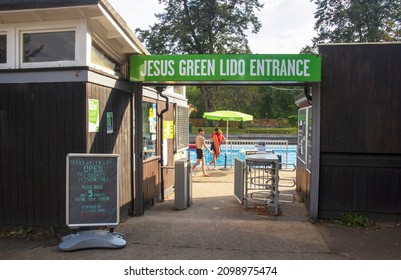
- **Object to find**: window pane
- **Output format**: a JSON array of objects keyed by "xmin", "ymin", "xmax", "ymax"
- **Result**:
[
  {"xmin": 91, "ymin": 44, "xmax": 119, "ymax": 73},
  {"xmin": 176, "ymin": 105, "xmax": 189, "ymax": 150},
  {"xmin": 0, "ymin": 34, "xmax": 6, "ymax": 63},
  {"xmin": 23, "ymin": 31, "xmax": 75, "ymax": 63},
  {"xmin": 143, "ymin": 102, "xmax": 157, "ymax": 159}
]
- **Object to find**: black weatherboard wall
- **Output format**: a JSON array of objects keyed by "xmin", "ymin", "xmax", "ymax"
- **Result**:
[
  {"xmin": 0, "ymin": 81, "xmax": 135, "ymax": 227},
  {"xmin": 0, "ymin": 0, "xmax": 143, "ymax": 228},
  {"xmin": 0, "ymin": 83, "xmax": 86, "ymax": 226},
  {"xmin": 318, "ymin": 43, "xmax": 401, "ymax": 220}
]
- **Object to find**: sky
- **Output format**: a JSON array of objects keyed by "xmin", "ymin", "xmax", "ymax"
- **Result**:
[{"xmin": 108, "ymin": 0, "xmax": 317, "ymax": 54}]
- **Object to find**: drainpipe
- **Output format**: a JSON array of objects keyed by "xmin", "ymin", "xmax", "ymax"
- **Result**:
[
  {"xmin": 129, "ymin": 92, "xmax": 134, "ymax": 215},
  {"xmin": 132, "ymin": 83, "xmax": 144, "ymax": 216},
  {"xmin": 156, "ymin": 86, "xmax": 168, "ymax": 201}
]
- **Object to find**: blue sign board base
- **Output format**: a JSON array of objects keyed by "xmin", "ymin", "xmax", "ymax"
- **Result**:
[{"xmin": 58, "ymin": 230, "xmax": 126, "ymax": 251}]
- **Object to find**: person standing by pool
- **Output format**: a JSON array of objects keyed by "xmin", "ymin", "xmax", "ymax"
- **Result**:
[
  {"xmin": 192, "ymin": 128, "xmax": 212, "ymax": 176},
  {"xmin": 209, "ymin": 127, "xmax": 226, "ymax": 169}
]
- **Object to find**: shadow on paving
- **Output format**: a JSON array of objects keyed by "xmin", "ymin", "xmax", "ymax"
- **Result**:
[{"xmin": 0, "ymin": 168, "xmax": 400, "ymax": 260}]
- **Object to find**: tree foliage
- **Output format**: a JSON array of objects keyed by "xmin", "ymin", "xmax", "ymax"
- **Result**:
[
  {"xmin": 136, "ymin": 0, "xmax": 301, "ymax": 118},
  {"xmin": 136, "ymin": 0, "xmax": 264, "ymax": 112},
  {"xmin": 312, "ymin": 0, "xmax": 401, "ymax": 45},
  {"xmin": 186, "ymin": 85, "xmax": 301, "ymax": 120},
  {"xmin": 137, "ymin": 0, "xmax": 263, "ymax": 55}
]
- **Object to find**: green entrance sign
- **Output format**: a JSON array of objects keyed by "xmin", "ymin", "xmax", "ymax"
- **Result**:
[{"xmin": 131, "ymin": 54, "xmax": 321, "ymax": 83}]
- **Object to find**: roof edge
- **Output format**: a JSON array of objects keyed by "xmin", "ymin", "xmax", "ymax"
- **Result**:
[{"xmin": 0, "ymin": 0, "xmax": 99, "ymax": 10}]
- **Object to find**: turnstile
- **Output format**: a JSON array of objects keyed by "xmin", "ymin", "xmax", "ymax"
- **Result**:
[{"xmin": 242, "ymin": 153, "xmax": 296, "ymax": 215}]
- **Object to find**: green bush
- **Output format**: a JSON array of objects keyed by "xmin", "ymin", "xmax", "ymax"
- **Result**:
[
  {"xmin": 288, "ymin": 115, "xmax": 297, "ymax": 127},
  {"xmin": 331, "ymin": 212, "xmax": 374, "ymax": 228},
  {"xmin": 7, "ymin": 226, "xmax": 32, "ymax": 237},
  {"xmin": 238, "ymin": 120, "xmax": 247, "ymax": 129}
]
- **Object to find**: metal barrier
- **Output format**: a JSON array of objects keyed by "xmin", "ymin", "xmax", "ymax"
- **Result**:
[
  {"xmin": 234, "ymin": 153, "xmax": 296, "ymax": 215},
  {"xmin": 234, "ymin": 158, "xmax": 245, "ymax": 204},
  {"xmin": 245, "ymin": 154, "xmax": 280, "ymax": 215},
  {"xmin": 203, "ymin": 139, "xmax": 290, "ymax": 168}
]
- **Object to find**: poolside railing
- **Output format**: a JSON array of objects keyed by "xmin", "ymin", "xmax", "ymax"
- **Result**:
[{"xmin": 203, "ymin": 139, "xmax": 290, "ymax": 168}]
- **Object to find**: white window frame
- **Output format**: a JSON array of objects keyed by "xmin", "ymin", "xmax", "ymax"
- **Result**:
[
  {"xmin": 0, "ymin": 26, "xmax": 16, "ymax": 69},
  {"xmin": 16, "ymin": 20, "xmax": 87, "ymax": 69},
  {"xmin": 90, "ymin": 42, "xmax": 121, "ymax": 76},
  {"xmin": 0, "ymin": 32, "xmax": 8, "ymax": 63},
  {"xmin": 89, "ymin": 30, "xmax": 123, "ymax": 77}
]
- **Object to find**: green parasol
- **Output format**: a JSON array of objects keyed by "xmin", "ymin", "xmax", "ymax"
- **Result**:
[{"xmin": 203, "ymin": 110, "xmax": 253, "ymax": 141}]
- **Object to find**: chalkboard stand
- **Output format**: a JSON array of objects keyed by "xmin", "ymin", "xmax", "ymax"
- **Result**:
[
  {"xmin": 59, "ymin": 228, "xmax": 126, "ymax": 251},
  {"xmin": 59, "ymin": 153, "xmax": 125, "ymax": 252}
]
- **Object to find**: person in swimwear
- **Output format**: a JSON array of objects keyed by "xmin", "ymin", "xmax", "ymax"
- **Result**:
[
  {"xmin": 209, "ymin": 127, "xmax": 226, "ymax": 169},
  {"xmin": 191, "ymin": 128, "xmax": 212, "ymax": 176}
]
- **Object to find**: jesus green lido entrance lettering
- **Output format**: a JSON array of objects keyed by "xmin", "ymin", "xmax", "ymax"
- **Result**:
[{"xmin": 130, "ymin": 54, "xmax": 321, "ymax": 83}]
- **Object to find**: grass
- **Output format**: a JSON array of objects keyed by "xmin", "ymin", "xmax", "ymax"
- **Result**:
[
  {"xmin": 246, "ymin": 127, "xmax": 297, "ymax": 134},
  {"xmin": 331, "ymin": 212, "xmax": 374, "ymax": 228}
]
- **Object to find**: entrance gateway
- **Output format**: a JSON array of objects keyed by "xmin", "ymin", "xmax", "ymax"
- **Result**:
[{"xmin": 130, "ymin": 53, "xmax": 322, "ymax": 220}]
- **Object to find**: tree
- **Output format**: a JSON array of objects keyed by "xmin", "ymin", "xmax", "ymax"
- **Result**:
[
  {"xmin": 186, "ymin": 86, "xmax": 204, "ymax": 118},
  {"xmin": 299, "ymin": 44, "xmax": 318, "ymax": 54},
  {"xmin": 312, "ymin": 0, "xmax": 401, "ymax": 46},
  {"xmin": 257, "ymin": 86, "xmax": 301, "ymax": 119},
  {"xmin": 186, "ymin": 85, "xmax": 263, "ymax": 117},
  {"xmin": 208, "ymin": 86, "xmax": 263, "ymax": 115},
  {"xmin": 136, "ymin": 0, "xmax": 264, "ymax": 111},
  {"xmin": 186, "ymin": 85, "xmax": 300, "ymax": 121}
]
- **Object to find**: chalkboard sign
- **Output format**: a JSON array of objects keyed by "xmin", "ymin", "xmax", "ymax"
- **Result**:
[{"xmin": 66, "ymin": 154, "xmax": 120, "ymax": 227}]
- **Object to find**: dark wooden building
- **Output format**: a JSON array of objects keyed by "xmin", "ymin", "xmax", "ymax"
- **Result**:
[
  {"xmin": 0, "ymin": 0, "xmax": 189, "ymax": 228},
  {"xmin": 3, "ymin": 2, "xmax": 399, "ymax": 228},
  {"xmin": 296, "ymin": 43, "xmax": 401, "ymax": 221}
]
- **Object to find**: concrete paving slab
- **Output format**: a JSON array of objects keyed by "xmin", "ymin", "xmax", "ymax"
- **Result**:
[{"xmin": 1, "ymin": 168, "xmax": 400, "ymax": 261}]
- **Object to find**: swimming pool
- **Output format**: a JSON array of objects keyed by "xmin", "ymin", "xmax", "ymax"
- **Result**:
[{"xmin": 188, "ymin": 145, "xmax": 297, "ymax": 167}]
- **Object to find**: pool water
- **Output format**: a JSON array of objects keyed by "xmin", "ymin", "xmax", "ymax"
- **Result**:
[{"xmin": 188, "ymin": 145, "xmax": 297, "ymax": 167}]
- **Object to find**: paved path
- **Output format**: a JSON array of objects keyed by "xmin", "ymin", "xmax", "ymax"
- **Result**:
[
  {"xmin": 0, "ymin": 168, "xmax": 337, "ymax": 260},
  {"xmin": 0, "ymin": 167, "xmax": 400, "ymax": 260}
]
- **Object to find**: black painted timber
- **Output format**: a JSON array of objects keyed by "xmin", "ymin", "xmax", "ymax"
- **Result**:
[
  {"xmin": 318, "ymin": 43, "xmax": 401, "ymax": 220},
  {"xmin": 0, "ymin": 81, "xmax": 135, "ymax": 227}
]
